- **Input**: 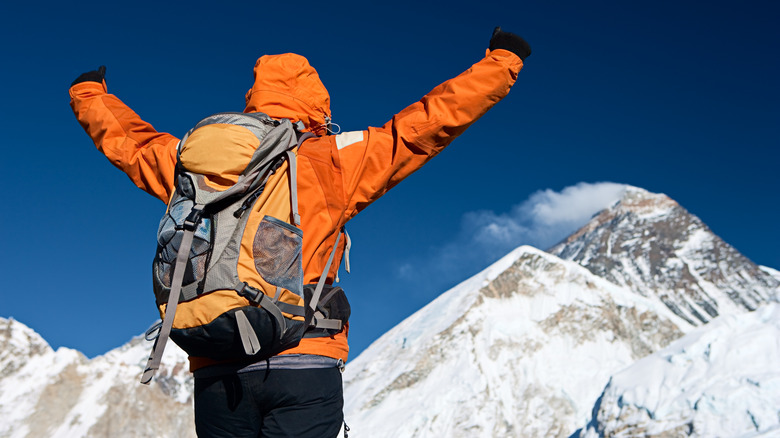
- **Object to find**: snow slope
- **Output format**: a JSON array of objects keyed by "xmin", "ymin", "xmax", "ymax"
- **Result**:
[
  {"xmin": 0, "ymin": 318, "xmax": 194, "ymax": 438},
  {"xmin": 343, "ymin": 187, "xmax": 779, "ymax": 437},
  {"xmin": 580, "ymin": 303, "xmax": 780, "ymax": 438},
  {"xmin": 2, "ymin": 186, "xmax": 778, "ymax": 438},
  {"xmin": 343, "ymin": 246, "xmax": 687, "ymax": 437}
]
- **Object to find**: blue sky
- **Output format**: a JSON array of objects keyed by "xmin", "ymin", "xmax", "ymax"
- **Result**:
[{"xmin": 1, "ymin": 0, "xmax": 778, "ymax": 360}]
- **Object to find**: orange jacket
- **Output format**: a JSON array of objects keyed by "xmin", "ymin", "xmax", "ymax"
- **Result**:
[{"xmin": 69, "ymin": 49, "xmax": 523, "ymax": 369}]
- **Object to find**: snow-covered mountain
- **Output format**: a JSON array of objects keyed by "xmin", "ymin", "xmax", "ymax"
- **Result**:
[
  {"xmin": 0, "ymin": 318, "xmax": 194, "ymax": 438},
  {"xmin": 341, "ymin": 186, "xmax": 779, "ymax": 437},
  {"xmin": 1, "ymin": 186, "xmax": 778, "ymax": 437},
  {"xmin": 549, "ymin": 187, "xmax": 778, "ymax": 325},
  {"xmin": 580, "ymin": 303, "xmax": 780, "ymax": 438},
  {"xmin": 342, "ymin": 245, "xmax": 688, "ymax": 437}
]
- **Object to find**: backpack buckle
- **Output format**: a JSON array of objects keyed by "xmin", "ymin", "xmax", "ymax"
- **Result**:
[
  {"xmin": 183, "ymin": 208, "xmax": 204, "ymax": 231},
  {"xmin": 236, "ymin": 282, "xmax": 263, "ymax": 305}
]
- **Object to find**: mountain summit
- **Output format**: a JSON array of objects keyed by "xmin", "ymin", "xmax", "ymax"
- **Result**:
[
  {"xmin": 1, "ymin": 186, "xmax": 778, "ymax": 437},
  {"xmin": 550, "ymin": 186, "xmax": 778, "ymax": 325},
  {"xmin": 342, "ymin": 186, "xmax": 779, "ymax": 437}
]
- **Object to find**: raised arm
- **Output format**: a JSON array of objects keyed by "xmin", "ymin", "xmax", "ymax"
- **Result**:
[
  {"xmin": 334, "ymin": 28, "xmax": 530, "ymax": 219},
  {"xmin": 69, "ymin": 67, "xmax": 179, "ymax": 203}
]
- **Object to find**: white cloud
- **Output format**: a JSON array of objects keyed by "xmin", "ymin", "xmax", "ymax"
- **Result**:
[
  {"xmin": 396, "ymin": 182, "xmax": 628, "ymax": 289},
  {"xmin": 527, "ymin": 182, "xmax": 628, "ymax": 225}
]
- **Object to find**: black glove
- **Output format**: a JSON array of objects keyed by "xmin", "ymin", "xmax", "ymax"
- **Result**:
[
  {"xmin": 71, "ymin": 66, "xmax": 106, "ymax": 87},
  {"xmin": 489, "ymin": 27, "xmax": 531, "ymax": 61}
]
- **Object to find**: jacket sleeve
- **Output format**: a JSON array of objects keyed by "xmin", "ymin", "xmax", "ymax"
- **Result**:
[
  {"xmin": 334, "ymin": 49, "xmax": 523, "ymax": 220},
  {"xmin": 69, "ymin": 81, "xmax": 179, "ymax": 203}
]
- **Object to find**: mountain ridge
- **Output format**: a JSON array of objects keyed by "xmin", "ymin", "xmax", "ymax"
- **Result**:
[
  {"xmin": 342, "ymin": 186, "xmax": 778, "ymax": 437},
  {"xmin": 0, "ymin": 318, "xmax": 194, "ymax": 438},
  {"xmin": 550, "ymin": 186, "xmax": 778, "ymax": 325},
  {"xmin": 2, "ymin": 186, "xmax": 778, "ymax": 437},
  {"xmin": 342, "ymin": 243, "xmax": 691, "ymax": 436}
]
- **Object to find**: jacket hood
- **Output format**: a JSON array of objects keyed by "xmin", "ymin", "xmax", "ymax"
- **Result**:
[{"xmin": 244, "ymin": 53, "xmax": 331, "ymax": 134}]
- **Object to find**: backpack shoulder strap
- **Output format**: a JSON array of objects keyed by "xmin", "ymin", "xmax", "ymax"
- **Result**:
[{"xmin": 286, "ymin": 131, "xmax": 314, "ymax": 227}]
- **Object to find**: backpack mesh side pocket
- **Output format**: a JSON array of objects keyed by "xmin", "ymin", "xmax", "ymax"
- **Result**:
[{"xmin": 252, "ymin": 216, "xmax": 303, "ymax": 296}]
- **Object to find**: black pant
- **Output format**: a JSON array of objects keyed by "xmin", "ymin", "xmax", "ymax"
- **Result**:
[{"xmin": 194, "ymin": 367, "xmax": 344, "ymax": 438}]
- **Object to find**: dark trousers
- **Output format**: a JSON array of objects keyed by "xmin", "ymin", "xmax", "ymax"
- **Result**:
[{"xmin": 194, "ymin": 367, "xmax": 344, "ymax": 438}]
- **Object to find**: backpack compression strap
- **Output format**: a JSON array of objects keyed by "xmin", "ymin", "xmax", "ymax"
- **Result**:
[{"xmin": 141, "ymin": 205, "xmax": 205, "ymax": 384}]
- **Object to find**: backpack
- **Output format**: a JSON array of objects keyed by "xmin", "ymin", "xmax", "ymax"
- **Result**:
[{"xmin": 140, "ymin": 112, "xmax": 347, "ymax": 384}]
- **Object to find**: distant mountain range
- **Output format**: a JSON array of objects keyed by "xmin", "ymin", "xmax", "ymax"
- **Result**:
[
  {"xmin": 0, "ymin": 319, "xmax": 194, "ymax": 438},
  {"xmin": 2, "ymin": 186, "xmax": 778, "ymax": 437}
]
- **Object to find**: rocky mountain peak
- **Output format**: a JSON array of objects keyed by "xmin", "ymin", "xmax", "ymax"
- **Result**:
[
  {"xmin": 1, "ymin": 317, "xmax": 53, "ymax": 377},
  {"xmin": 612, "ymin": 186, "xmax": 676, "ymax": 213},
  {"xmin": 549, "ymin": 186, "xmax": 778, "ymax": 326}
]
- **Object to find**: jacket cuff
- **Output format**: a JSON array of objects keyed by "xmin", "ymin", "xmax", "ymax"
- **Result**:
[
  {"xmin": 69, "ymin": 80, "xmax": 107, "ymax": 98},
  {"xmin": 485, "ymin": 48, "xmax": 524, "ymax": 73}
]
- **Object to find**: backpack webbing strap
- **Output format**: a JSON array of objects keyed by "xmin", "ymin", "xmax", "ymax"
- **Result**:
[
  {"xmin": 234, "ymin": 283, "xmax": 292, "ymax": 355},
  {"xmin": 287, "ymin": 132, "xmax": 313, "ymax": 227},
  {"xmin": 344, "ymin": 229, "xmax": 351, "ymax": 274},
  {"xmin": 313, "ymin": 311, "xmax": 343, "ymax": 330},
  {"xmin": 236, "ymin": 283, "xmax": 288, "ymax": 334},
  {"xmin": 276, "ymin": 301, "xmax": 306, "ymax": 317},
  {"xmin": 336, "ymin": 228, "xmax": 351, "ymax": 283},
  {"xmin": 286, "ymin": 150, "xmax": 301, "ymax": 227},
  {"xmin": 235, "ymin": 309, "xmax": 261, "ymax": 355},
  {"xmin": 308, "ymin": 230, "xmax": 343, "ymax": 330},
  {"xmin": 317, "ymin": 287, "xmax": 343, "ymax": 312},
  {"xmin": 141, "ymin": 205, "xmax": 204, "ymax": 384},
  {"xmin": 312, "ymin": 286, "xmax": 346, "ymax": 331}
]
